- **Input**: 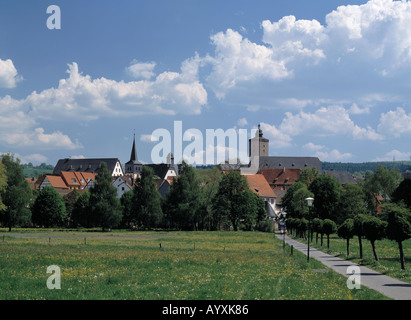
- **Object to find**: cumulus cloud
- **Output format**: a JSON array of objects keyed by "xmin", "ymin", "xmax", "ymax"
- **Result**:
[
  {"xmin": 259, "ymin": 122, "xmax": 293, "ymax": 148},
  {"xmin": 126, "ymin": 60, "xmax": 156, "ymax": 79},
  {"xmin": 278, "ymin": 106, "xmax": 383, "ymax": 141},
  {"xmin": 374, "ymin": 149, "xmax": 411, "ymax": 161},
  {"xmin": 3, "ymin": 128, "xmax": 82, "ymax": 150},
  {"xmin": 0, "ymin": 59, "xmax": 21, "ymax": 88},
  {"xmin": 315, "ymin": 149, "xmax": 353, "ymax": 161},
  {"xmin": 205, "ymin": 29, "xmax": 290, "ymax": 99},
  {"xmin": 377, "ymin": 107, "xmax": 411, "ymax": 137}
]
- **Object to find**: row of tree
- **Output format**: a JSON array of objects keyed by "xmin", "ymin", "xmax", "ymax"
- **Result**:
[
  {"xmin": 282, "ymin": 166, "xmax": 411, "ymax": 269},
  {"xmin": 0, "ymin": 153, "xmax": 267, "ymax": 232}
]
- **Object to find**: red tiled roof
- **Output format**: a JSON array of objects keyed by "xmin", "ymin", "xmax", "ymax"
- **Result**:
[
  {"xmin": 259, "ymin": 168, "xmax": 301, "ymax": 186},
  {"xmin": 44, "ymin": 175, "xmax": 69, "ymax": 189},
  {"xmin": 244, "ymin": 174, "xmax": 277, "ymax": 198}
]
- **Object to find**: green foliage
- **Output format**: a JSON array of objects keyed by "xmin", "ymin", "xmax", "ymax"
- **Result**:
[
  {"xmin": 132, "ymin": 166, "xmax": 163, "ymax": 229},
  {"xmin": 89, "ymin": 162, "xmax": 122, "ymax": 231},
  {"xmin": 63, "ymin": 189, "xmax": 80, "ymax": 226},
  {"xmin": 392, "ymin": 179, "xmax": 411, "ymax": 209},
  {"xmin": 0, "ymin": 153, "xmax": 32, "ymax": 231},
  {"xmin": 0, "ymin": 161, "xmax": 7, "ymax": 212},
  {"xmin": 212, "ymin": 170, "xmax": 261, "ymax": 231},
  {"xmin": 362, "ymin": 215, "xmax": 387, "ymax": 261},
  {"xmin": 337, "ymin": 218, "xmax": 355, "ymax": 240},
  {"xmin": 363, "ymin": 166, "xmax": 402, "ymax": 213},
  {"xmin": 309, "ymin": 174, "xmax": 343, "ymax": 221},
  {"xmin": 336, "ymin": 183, "xmax": 368, "ymax": 224},
  {"xmin": 163, "ymin": 161, "xmax": 201, "ymax": 230},
  {"xmin": 297, "ymin": 167, "xmax": 319, "ymax": 186},
  {"xmin": 71, "ymin": 190, "xmax": 91, "ymax": 228},
  {"xmin": 32, "ymin": 186, "xmax": 67, "ymax": 227}
]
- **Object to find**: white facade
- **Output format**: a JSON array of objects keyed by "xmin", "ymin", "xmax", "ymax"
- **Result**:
[{"xmin": 112, "ymin": 176, "xmax": 132, "ymax": 198}]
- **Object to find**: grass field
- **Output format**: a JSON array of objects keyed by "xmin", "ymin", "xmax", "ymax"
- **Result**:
[
  {"xmin": 302, "ymin": 233, "xmax": 411, "ymax": 283},
  {"xmin": 0, "ymin": 229, "xmax": 389, "ymax": 300}
]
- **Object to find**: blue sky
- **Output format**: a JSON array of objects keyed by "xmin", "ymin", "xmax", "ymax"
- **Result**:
[{"xmin": 1, "ymin": 0, "xmax": 411, "ymax": 167}]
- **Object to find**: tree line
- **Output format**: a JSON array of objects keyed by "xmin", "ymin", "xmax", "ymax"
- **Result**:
[
  {"xmin": 0, "ymin": 153, "xmax": 267, "ymax": 233},
  {"xmin": 282, "ymin": 167, "xmax": 411, "ymax": 269}
]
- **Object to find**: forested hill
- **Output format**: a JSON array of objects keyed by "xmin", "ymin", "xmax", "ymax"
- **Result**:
[
  {"xmin": 322, "ymin": 161, "xmax": 411, "ymax": 175},
  {"xmin": 21, "ymin": 163, "xmax": 54, "ymax": 178}
]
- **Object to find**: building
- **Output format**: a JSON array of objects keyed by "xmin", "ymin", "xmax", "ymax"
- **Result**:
[
  {"xmin": 248, "ymin": 124, "xmax": 322, "ymax": 172},
  {"xmin": 60, "ymin": 171, "xmax": 96, "ymax": 189},
  {"xmin": 259, "ymin": 168, "xmax": 301, "ymax": 191},
  {"xmin": 112, "ymin": 175, "xmax": 134, "ymax": 198},
  {"xmin": 244, "ymin": 174, "xmax": 278, "ymax": 218},
  {"xmin": 324, "ymin": 170, "xmax": 362, "ymax": 185},
  {"xmin": 53, "ymin": 158, "xmax": 124, "ymax": 177},
  {"xmin": 124, "ymin": 134, "xmax": 143, "ymax": 181}
]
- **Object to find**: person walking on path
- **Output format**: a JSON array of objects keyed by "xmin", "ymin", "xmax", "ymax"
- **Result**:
[{"xmin": 276, "ymin": 233, "xmax": 411, "ymax": 300}]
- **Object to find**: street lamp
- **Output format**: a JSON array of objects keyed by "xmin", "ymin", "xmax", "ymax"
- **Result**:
[
  {"xmin": 305, "ymin": 197, "xmax": 314, "ymax": 262},
  {"xmin": 282, "ymin": 211, "xmax": 287, "ymax": 251}
]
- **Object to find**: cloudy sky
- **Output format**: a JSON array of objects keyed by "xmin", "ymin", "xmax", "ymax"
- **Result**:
[{"xmin": 1, "ymin": 0, "xmax": 411, "ymax": 166}]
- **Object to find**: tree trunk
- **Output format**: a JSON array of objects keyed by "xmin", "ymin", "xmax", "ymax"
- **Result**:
[
  {"xmin": 398, "ymin": 241, "xmax": 405, "ymax": 270},
  {"xmin": 358, "ymin": 235, "xmax": 363, "ymax": 259},
  {"xmin": 371, "ymin": 240, "xmax": 378, "ymax": 261},
  {"xmin": 321, "ymin": 233, "xmax": 323, "ymax": 247},
  {"xmin": 346, "ymin": 238, "xmax": 350, "ymax": 257},
  {"xmin": 327, "ymin": 234, "xmax": 330, "ymax": 249}
]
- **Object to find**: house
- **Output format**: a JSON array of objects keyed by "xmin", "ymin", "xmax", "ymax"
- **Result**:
[
  {"xmin": 324, "ymin": 170, "xmax": 362, "ymax": 185},
  {"xmin": 53, "ymin": 158, "xmax": 124, "ymax": 177},
  {"xmin": 146, "ymin": 152, "xmax": 178, "ymax": 180},
  {"xmin": 244, "ymin": 174, "xmax": 278, "ymax": 218},
  {"xmin": 124, "ymin": 134, "xmax": 143, "ymax": 181},
  {"xmin": 112, "ymin": 175, "xmax": 134, "ymax": 198},
  {"xmin": 60, "ymin": 171, "xmax": 96, "ymax": 189},
  {"xmin": 259, "ymin": 168, "xmax": 301, "ymax": 191},
  {"xmin": 248, "ymin": 124, "xmax": 322, "ymax": 172}
]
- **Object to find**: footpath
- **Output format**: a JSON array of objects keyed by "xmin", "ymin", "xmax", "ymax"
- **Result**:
[{"xmin": 275, "ymin": 233, "xmax": 411, "ymax": 300}]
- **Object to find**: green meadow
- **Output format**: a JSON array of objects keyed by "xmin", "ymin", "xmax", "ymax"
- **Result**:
[
  {"xmin": 306, "ymin": 233, "xmax": 411, "ymax": 283},
  {"xmin": 0, "ymin": 229, "xmax": 388, "ymax": 300}
]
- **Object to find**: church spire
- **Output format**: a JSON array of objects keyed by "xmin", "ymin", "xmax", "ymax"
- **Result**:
[{"xmin": 130, "ymin": 132, "xmax": 138, "ymax": 162}]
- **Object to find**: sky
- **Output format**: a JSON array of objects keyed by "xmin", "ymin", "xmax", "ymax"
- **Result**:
[{"xmin": 1, "ymin": 0, "xmax": 411, "ymax": 167}]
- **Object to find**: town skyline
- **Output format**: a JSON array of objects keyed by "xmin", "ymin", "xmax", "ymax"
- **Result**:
[{"xmin": 1, "ymin": 0, "xmax": 411, "ymax": 166}]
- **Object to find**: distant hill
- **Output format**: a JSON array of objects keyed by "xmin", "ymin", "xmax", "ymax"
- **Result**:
[
  {"xmin": 21, "ymin": 163, "xmax": 54, "ymax": 178},
  {"xmin": 322, "ymin": 161, "xmax": 411, "ymax": 176}
]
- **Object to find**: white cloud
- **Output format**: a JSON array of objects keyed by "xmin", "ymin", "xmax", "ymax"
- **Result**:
[
  {"xmin": 237, "ymin": 118, "xmax": 248, "ymax": 127},
  {"xmin": 279, "ymin": 106, "xmax": 383, "ymax": 141},
  {"xmin": 205, "ymin": 29, "xmax": 290, "ymax": 99},
  {"xmin": 349, "ymin": 103, "xmax": 370, "ymax": 114},
  {"xmin": 0, "ymin": 59, "xmax": 21, "ymax": 88},
  {"xmin": 126, "ymin": 60, "xmax": 156, "ymax": 79},
  {"xmin": 315, "ymin": 149, "xmax": 353, "ymax": 161},
  {"xmin": 303, "ymin": 142, "xmax": 324, "ymax": 152},
  {"xmin": 140, "ymin": 134, "xmax": 158, "ymax": 142},
  {"xmin": 6, "ymin": 61, "xmax": 207, "ymax": 122},
  {"xmin": 3, "ymin": 128, "xmax": 82, "ymax": 150},
  {"xmin": 259, "ymin": 122, "xmax": 293, "ymax": 148},
  {"xmin": 377, "ymin": 107, "xmax": 411, "ymax": 137},
  {"xmin": 374, "ymin": 149, "xmax": 411, "ymax": 161}
]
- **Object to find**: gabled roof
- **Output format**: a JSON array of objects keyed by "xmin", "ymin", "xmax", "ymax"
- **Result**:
[
  {"xmin": 43, "ymin": 175, "xmax": 69, "ymax": 189},
  {"xmin": 146, "ymin": 163, "xmax": 178, "ymax": 180},
  {"xmin": 244, "ymin": 174, "xmax": 277, "ymax": 198},
  {"xmin": 54, "ymin": 158, "xmax": 121, "ymax": 175},
  {"xmin": 324, "ymin": 170, "xmax": 361, "ymax": 184},
  {"xmin": 61, "ymin": 171, "xmax": 96, "ymax": 188},
  {"xmin": 258, "ymin": 156, "xmax": 322, "ymax": 171},
  {"xmin": 259, "ymin": 168, "xmax": 301, "ymax": 186}
]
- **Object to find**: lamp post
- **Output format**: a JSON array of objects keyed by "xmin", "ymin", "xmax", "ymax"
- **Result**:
[
  {"xmin": 282, "ymin": 211, "xmax": 287, "ymax": 251},
  {"xmin": 305, "ymin": 197, "xmax": 314, "ymax": 262}
]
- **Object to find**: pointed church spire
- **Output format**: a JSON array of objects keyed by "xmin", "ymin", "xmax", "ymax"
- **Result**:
[{"xmin": 130, "ymin": 132, "xmax": 138, "ymax": 162}]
